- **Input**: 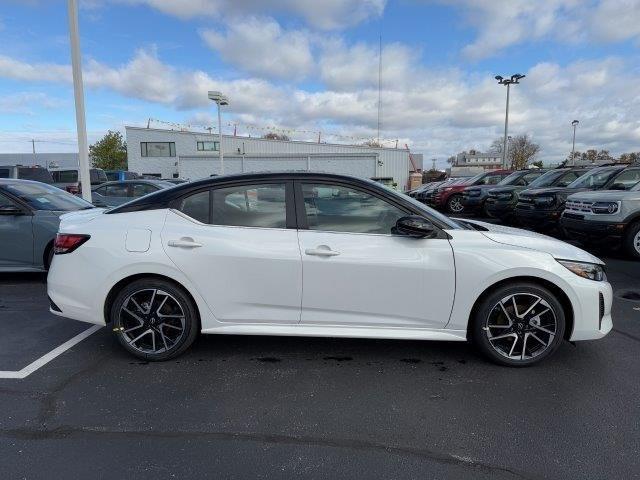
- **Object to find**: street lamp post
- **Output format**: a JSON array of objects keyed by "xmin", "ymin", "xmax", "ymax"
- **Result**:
[
  {"xmin": 67, "ymin": 0, "xmax": 92, "ymax": 202},
  {"xmin": 208, "ymin": 91, "xmax": 229, "ymax": 175},
  {"xmin": 495, "ymin": 74, "xmax": 525, "ymax": 169},
  {"xmin": 571, "ymin": 120, "xmax": 579, "ymax": 166}
]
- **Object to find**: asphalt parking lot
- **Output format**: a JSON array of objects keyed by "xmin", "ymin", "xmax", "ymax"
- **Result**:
[{"xmin": 1, "ymin": 253, "xmax": 639, "ymax": 479}]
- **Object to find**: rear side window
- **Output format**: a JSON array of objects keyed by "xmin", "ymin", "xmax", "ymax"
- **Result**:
[
  {"xmin": 212, "ymin": 183, "xmax": 287, "ymax": 228},
  {"xmin": 478, "ymin": 174, "xmax": 503, "ymax": 185},
  {"xmin": 179, "ymin": 190, "xmax": 210, "ymax": 223},
  {"xmin": 132, "ymin": 183, "xmax": 158, "ymax": 197},
  {"xmin": 105, "ymin": 184, "xmax": 129, "ymax": 197}
]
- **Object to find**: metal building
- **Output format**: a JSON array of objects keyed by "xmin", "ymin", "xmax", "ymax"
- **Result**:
[{"xmin": 125, "ymin": 126, "xmax": 413, "ymax": 190}]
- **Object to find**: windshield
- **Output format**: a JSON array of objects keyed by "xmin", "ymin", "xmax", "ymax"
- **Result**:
[
  {"xmin": 527, "ymin": 170, "xmax": 564, "ymax": 188},
  {"xmin": 497, "ymin": 171, "xmax": 523, "ymax": 186},
  {"xmin": 3, "ymin": 182, "xmax": 94, "ymax": 211},
  {"xmin": 463, "ymin": 173, "xmax": 485, "ymax": 185},
  {"xmin": 568, "ymin": 167, "xmax": 622, "ymax": 189}
]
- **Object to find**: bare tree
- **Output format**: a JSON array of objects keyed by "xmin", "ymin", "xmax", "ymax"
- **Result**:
[
  {"xmin": 262, "ymin": 132, "xmax": 290, "ymax": 141},
  {"xmin": 507, "ymin": 134, "xmax": 540, "ymax": 169}
]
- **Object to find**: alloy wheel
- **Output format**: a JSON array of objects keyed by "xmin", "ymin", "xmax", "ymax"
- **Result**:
[
  {"xmin": 484, "ymin": 293, "xmax": 557, "ymax": 361},
  {"xmin": 118, "ymin": 288, "xmax": 186, "ymax": 355},
  {"xmin": 634, "ymin": 230, "xmax": 640, "ymax": 255},
  {"xmin": 448, "ymin": 195, "xmax": 464, "ymax": 213}
]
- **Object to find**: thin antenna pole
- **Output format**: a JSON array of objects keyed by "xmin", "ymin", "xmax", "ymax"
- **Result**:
[{"xmin": 377, "ymin": 34, "xmax": 382, "ymax": 145}]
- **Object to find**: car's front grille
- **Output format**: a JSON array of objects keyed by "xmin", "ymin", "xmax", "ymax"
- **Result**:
[
  {"xmin": 565, "ymin": 200, "xmax": 593, "ymax": 213},
  {"xmin": 563, "ymin": 212, "xmax": 585, "ymax": 220}
]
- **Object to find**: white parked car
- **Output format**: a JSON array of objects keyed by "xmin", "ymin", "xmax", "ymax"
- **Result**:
[{"xmin": 48, "ymin": 172, "xmax": 613, "ymax": 366}]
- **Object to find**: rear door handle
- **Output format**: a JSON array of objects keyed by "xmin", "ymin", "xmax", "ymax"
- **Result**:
[
  {"xmin": 305, "ymin": 246, "xmax": 340, "ymax": 257},
  {"xmin": 168, "ymin": 238, "xmax": 202, "ymax": 248}
]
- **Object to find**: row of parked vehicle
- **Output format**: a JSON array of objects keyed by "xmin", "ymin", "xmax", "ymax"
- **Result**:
[
  {"xmin": 410, "ymin": 163, "xmax": 640, "ymax": 258},
  {"xmin": 0, "ymin": 164, "xmax": 186, "ymax": 207}
]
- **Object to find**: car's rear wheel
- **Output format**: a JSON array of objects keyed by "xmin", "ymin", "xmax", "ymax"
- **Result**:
[
  {"xmin": 471, "ymin": 283, "xmax": 565, "ymax": 367},
  {"xmin": 622, "ymin": 221, "xmax": 640, "ymax": 260},
  {"xmin": 447, "ymin": 194, "xmax": 464, "ymax": 214},
  {"xmin": 110, "ymin": 279, "xmax": 199, "ymax": 361}
]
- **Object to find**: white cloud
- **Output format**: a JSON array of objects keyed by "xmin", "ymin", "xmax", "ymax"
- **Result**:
[
  {"xmin": 430, "ymin": 0, "xmax": 640, "ymax": 60},
  {"xmin": 200, "ymin": 17, "xmax": 314, "ymax": 80},
  {"xmin": 0, "ymin": 92, "xmax": 65, "ymax": 114},
  {"xmin": 116, "ymin": 0, "xmax": 385, "ymax": 29},
  {"xmin": 2, "ymin": 49, "xmax": 640, "ymax": 163}
]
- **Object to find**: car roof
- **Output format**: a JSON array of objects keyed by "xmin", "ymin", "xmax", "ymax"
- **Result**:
[
  {"xmin": 94, "ymin": 179, "xmax": 172, "ymax": 187},
  {"xmin": 0, "ymin": 178, "xmax": 50, "ymax": 187},
  {"xmin": 108, "ymin": 171, "xmax": 396, "ymax": 214}
]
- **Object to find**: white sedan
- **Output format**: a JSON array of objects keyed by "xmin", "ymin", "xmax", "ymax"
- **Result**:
[{"xmin": 47, "ymin": 172, "xmax": 612, "ymax": 366}]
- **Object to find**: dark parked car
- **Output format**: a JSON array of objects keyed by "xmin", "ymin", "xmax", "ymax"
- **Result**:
[
  {"xmin": 462, "ymin": 169, "xmax": 546, "ymax": 216},
  {"xmin": 0, "ymin": 178, "xmax": 94, "ymax": 271},
  {"xmin": 432, "ymin": 170, "xmax": 512, "ymax": 214},
  {"xmin": 91, "ymin": 179, "xmax": 175, "ymax": 207},
  {"xmin": 51, "ymin": 168, "xmax": 108, "ymax": 194},
  {"xmin": 485, "ymin": 167, "xmax": 591, "ymax": 222},
  {"xmin": 515, "ymin": 165, "xmax": 627, "ymax": 231},
  {"xmin": 0, "ymin": 165, "xmax": 53, "ymax": 183}
]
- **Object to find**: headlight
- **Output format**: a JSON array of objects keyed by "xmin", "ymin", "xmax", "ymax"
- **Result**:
[
  {"xmin": 534, "ymin": 196, "xmax": 556, "ymax": 206},
  {"xmin": 591, "ymin": 201, "xmax": 619, "ymax": 214},
  {"xmin": 557, "ymin": 260, "xmax": 606, "ymax": 281},
  {"xmin": 495, "ymin": 192, "xmax": 513, "ymax": 200},
  {"xmin": 467, "ymin": 190, "xmax": 481, "ymax": 197}
]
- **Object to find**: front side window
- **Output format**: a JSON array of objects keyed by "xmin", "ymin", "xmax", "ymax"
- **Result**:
[
  {"xmin": 212, "ymin": 183, "xmax": 287, "ymax": 228},
  {"xmin": 301, "ymin": 183, "xmax": 406, "ymax": 234},
  {"xmin": 197, "ymin": 141, "xmax": 219, "ymax": 151},
  {"xmin": 609, "ymin": 169, "xmax": 640, "ymax": 190},
  {"xmin": 140, "ymin": 142, "xmax": 176, "ymax": 157}
]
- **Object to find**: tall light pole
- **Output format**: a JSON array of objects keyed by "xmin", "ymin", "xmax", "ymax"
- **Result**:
[
  {"xmin": 67, "ymin": 0, "xmax": 92, "ymax": 202},
  {"xmin": 571, "ymin": 119, "xmax": 579, "ymax": 166},
  {"xmin": 208, "ymin": 91, "xmax": 229, "ymax": 175},
  {"xmin": 495, "ymin": 74, "xmax": 525, "ymax": 169}
]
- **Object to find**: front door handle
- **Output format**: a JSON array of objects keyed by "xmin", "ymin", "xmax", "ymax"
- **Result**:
[
  {"xmin": 168, "ymin": 237, "xmax": 202, "ymax": 248},
  {"xmin": 305, "ymin": 246, "xmax": 340, "ymax": 257}
]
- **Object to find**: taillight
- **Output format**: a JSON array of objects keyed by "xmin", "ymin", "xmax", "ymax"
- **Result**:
[
  {"xmin": 54, "ymin": 234, "xmax": 90, "ymax": 254},
  {"xmin": 66, "ymin": 185, "xmax": 80, "ymax": 194}
]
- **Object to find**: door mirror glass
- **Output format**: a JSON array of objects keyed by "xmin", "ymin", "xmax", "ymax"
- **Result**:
[
  {"xmin": 0, "ymin": 205, "xmax": 24, "ymax": 216},
  {"xmin": 393, "ymin": 216, "xmax": 437, "ymax": 238}
]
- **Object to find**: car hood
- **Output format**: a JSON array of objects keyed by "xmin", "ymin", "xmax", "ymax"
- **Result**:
[
  {"xmin": 457, "ymin": 218, "xmax": 604, "ymax": 265},
  {"xmin": 567, "ymin": 189, "xmax": 640, "ymax": 202},
  {"xmin": 520, "ymin": 187, "xmax": 585, "ymax": 197}
]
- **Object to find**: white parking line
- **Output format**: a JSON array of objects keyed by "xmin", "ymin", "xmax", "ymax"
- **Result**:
[{"xmin": 0, "ymin": 325, "xmax": 102, "ymax": 379}]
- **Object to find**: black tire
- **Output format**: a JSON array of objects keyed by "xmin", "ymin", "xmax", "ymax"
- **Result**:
[
  {"xmin": 622, "ymin": 221, "xmax": 640, "ymax": 260},
  {"xmin": 447, "ymin": 194, "xmax": 464, "ymax": 214},
  {"xmin": 482, "ymin": 201, "xmax": 493, "ymax": 219},
  {"xmin": 44, "ymin": 244, "xmax": 54, "ymax": 271},
  {"xmin": 110, "ymin": 278, "xmax": 199, "ymax": 361},
  {"xmin": 471, "ymin": 282, "xmax": 565, "ymax": 367}
]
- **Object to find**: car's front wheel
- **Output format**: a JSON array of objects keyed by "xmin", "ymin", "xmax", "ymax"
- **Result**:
[
  {"xmin": 623, "ymin": 221, "xmax": 640, "ymax": 260},
  {"xmin": 447, "ymin": 194, "xmax": 464, "ymax": 214},
  {"xmin": 110, "ymin": 278, "xmax": 199, "ymax": 361},
  {"xmin": 471, "ymin": 283, "xmax": 565, "ymax": 367}
]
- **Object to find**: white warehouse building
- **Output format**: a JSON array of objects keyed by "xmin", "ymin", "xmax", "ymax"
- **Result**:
[{"xmin": 125, "ymin": 126, "xmax": 414, "ymax": 190}]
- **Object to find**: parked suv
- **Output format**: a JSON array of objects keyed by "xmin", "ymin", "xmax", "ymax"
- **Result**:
[
  {"xmin": 486, "ymin": 167, "xmax": 591, "ymax": 222},
  {"xmin": 561, "ymin": 166, "xmax": 640, "ymax": 258},
  {"xmin": 433, "ymin": 170, "xmax": 512, "ymax": 213},
  {"xmin": 515, "ymin": 165, "xmax": 626, "ymax": 231},
  {"xmin": 0, "ymin": 165, "xmax": 53, "ymax": 183},
  {"xmin": 462, "ymin": 169, "xmax": 546, "ymax": 216},
  {"xmin": 51, "ymin": 168, "xmax": 108, "ymax": 194}
]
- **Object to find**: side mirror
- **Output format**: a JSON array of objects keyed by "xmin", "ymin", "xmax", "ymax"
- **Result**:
[
  {"xmin": 393, "ymin": 216, "xmax": 438, "ymax": 238},
  {"xmin": 610, "ymin": 183, "xmax": 627, "ymax": 191},
  {"xmin": 0, "ymin": 205, "xmax": 24, "ymax": 216}
]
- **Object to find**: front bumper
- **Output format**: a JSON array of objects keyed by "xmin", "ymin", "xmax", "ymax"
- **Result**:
[
  {"xmin": 570, "ymin": 280, "xmax": 613, "ymax": 341},
  {"xmin": 461, "ymin": 195, "xmax": 485, "ymax": 210},
  {"xmin": 560, "ymin": 215, "xmax": 626, "ymax": 241},
  {"xmin": 515, "ymin": 206, "xmax": 562, "ymax": 229},
  {"xmin": 485, "ymin": 198, "xmax": 516, "ymax": 218}
]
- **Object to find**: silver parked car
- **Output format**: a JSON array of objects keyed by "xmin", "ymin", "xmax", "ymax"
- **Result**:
[
  {"xmin": 0, "ymin": 179, "xmax": 95, "ymax": 272},
  {"xmin": 91, "ymin": 179, "xmax": 175, "ymax": 207}
]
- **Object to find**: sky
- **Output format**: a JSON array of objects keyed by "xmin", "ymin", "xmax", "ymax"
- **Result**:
[{"xmin": 1, "ymin": 0, "xmax": 640, "ymax": 168}]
